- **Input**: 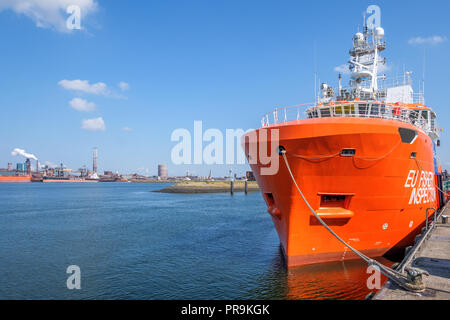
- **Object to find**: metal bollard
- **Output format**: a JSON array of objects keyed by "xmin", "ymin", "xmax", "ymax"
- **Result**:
[
  {"xmin": 434, "ymin": 209, "xmax": 437, "ymax": 228},
  {"xmin": 425, "ymin": 208, "xmax": 436, "ymax": 230}
]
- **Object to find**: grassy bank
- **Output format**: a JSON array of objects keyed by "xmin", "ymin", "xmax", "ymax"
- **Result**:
[
  {"xmin": 129, "ymin": 179, "xmax": 173, "ymax": 183},
  {"xmin": 153, "ymin": 180, "xmax": 260, "ymax": 194}
]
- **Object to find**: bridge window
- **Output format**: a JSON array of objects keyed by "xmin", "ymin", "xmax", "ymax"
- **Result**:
[{"xmin": 320, "ymin": 107, "xmax": 331, "ymax": 117}]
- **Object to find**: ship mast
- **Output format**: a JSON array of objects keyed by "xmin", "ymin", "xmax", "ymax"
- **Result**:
[
  {"xmin": 319, "ymin": 18, "xmax": 386, "ymax": 103},
  {"xmin": 348, "ymin": 18, "xmax": 385, "ymax": 99}
]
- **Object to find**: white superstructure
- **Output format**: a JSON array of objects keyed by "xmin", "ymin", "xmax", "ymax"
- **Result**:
[{"xmin": 319, "ymin": 19, "xmax": 424, "ymax": 105}]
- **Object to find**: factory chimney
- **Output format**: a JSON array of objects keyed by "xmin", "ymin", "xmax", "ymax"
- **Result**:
[
  {"xmin": 25, "ymin": 159, "xmax": 31, "ymax": 175},
  {"xmin": 158, "ymin": 164, "xmax": 168, "ymax": 180},
  {"xmin": 93, "ymin": 147, "xmax": 98, "ymax": 174}
]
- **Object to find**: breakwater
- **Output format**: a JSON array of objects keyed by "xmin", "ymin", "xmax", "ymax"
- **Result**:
[{"xmin": 153, "ymin": 180, "xmax": 260, "ymax": 194}]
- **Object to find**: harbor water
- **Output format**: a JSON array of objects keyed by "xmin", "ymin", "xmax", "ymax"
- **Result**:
[{"xmin": 0, "ymin": 183, "xmax": 394, "ymax": 299}]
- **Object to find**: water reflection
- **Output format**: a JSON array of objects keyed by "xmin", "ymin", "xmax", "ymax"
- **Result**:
[{"xmin": 258, "ymin": 246, "xmax": 395, "ymax": 300}]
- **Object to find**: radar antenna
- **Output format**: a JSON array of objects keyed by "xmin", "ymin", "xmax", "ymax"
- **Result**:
[{"xmin": 347, "ymin": 19, "xmax": 386, "ymax": 99}]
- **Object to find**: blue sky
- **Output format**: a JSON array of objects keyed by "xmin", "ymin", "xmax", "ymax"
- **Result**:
[{"xmin": 0, "ymin": 0, "xmax": 449, "ymax": 176}]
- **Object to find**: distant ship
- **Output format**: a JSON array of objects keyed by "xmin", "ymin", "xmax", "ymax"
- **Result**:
[
  {"xmin": 243, "ymin": 17, "xmax": 445, "ymax": 267},
  {"xmin": 0, "ymin": 173, "xmax": 31, "ymax": 183},
  {"xmin": 0, "ymin": 159, "xmax": 32, "ymax": 183},
  {"xmin": 98, "ymin": 176, "xmax": 127, "ymax": 182},
  {"xmin": 40, "ymin": 176, "xmax": 99, "ymax": 183}
]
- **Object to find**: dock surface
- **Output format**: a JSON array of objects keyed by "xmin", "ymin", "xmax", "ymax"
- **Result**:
[{"xmin": 374, "ymin": 205, "xmax": 450, "ymax": 300}]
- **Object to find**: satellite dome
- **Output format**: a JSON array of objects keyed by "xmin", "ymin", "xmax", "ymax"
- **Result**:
[
  {"xmin": 354, "ymin": 32, "xmax": 364, "ymax": 40},
  {"xmin": 374, "ymin": 27, "xmax": 385, "ymax": 40}
]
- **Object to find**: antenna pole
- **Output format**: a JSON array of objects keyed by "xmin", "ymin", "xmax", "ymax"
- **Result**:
[
  {"xmin": 314, "ymin": 72, "xmax": 317, "ymax": 104},
  {"xmin": 314, "ymin": 41, "xmax": 317, "ymax": 104},
  {"xmin": 422, "ymin": 48, "xmax": 426, "ymax": 97}
]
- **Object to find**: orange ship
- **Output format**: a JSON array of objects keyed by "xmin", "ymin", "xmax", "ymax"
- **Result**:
[
  {"xmin": 243, "ymin": 20, "xmax": 445, "ymax": 267},
  {"xmin": 0, "ymin": 175, "xmax": 31, "ymax": 183}
]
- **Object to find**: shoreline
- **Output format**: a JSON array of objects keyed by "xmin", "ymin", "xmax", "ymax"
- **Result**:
[{"xmin": 153, "ymin": 180, "xmax": 260, "ymax": 194}]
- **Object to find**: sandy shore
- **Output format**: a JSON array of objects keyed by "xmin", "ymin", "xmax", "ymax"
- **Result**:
[{"xmin": 153, "ymin": 180, "xmax": 260, "ymax": 194}]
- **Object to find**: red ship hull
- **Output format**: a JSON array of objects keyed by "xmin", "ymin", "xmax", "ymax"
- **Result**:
[
  {"xmin": 0, "ymin": 175, "xmax": 31, "ymax": 183},
  {"xmin": 243, "ymin": 117, "xmax": 439, "ymax": 267}
]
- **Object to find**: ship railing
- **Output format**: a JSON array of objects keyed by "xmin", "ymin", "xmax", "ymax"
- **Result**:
[
  {"xmin": 347, "ymin": 75, "xmax": 414, "ymax": 90},
  {"xmin": 412, "ymin": 93, "xmax": 426, "ymax": 105},
  {"xmin": 261, "ymin": 101, "xmax": 439, "ymax": 137},
  {"xmin": 378, "ymin": 75, "xmax": 413, "ymax": 89},
  {"xmin": 336, "ymin": 88, "xmax": 425, "ymax": 105}
]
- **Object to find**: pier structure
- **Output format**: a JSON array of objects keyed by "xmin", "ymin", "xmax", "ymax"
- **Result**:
[{"xmin": 374, "ymin": 204, "xmax": 450, "ymax": 300}]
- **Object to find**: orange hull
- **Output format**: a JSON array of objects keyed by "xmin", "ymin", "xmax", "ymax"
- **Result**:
[
  {"xmin": 244, "ymin": 117, "xmax": 438, "ymax": 267},
  {"xmin": 0, "ymin": 175, "xmax": 31, "ymax": 183}
]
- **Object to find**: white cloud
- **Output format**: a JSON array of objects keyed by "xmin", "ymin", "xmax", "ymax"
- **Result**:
[
  {"xmin": 408, "ymin": 35, "xmax": 447, "ymax": 45},
  {"xmin": 81, "ymin": 117, "xmax": 105, "ymax": 131},
  {"xmin": 59, "ymin": 79, "xmax": 109, "ymax": 96},
  {"xmin": 334, "ymin": 63, "xmax": 391, "ymax": 75},
  {"xmin": 0, "ymin": 0, "xmax": 98, "ymax": 33},
  {"xmin": 334, "ymin": 64, "xmax": 351, "ymax": 75},
  {"xmin": 59, "ymin": 79, "xmax": 127, "ymax": 99},
  {"xmin": 122, "ymin": 126, "xmax": 132, "ymax": 131},
  {"xmin": 119, "ymin": 82, "xmax": 130, "ymax": 91},
  {"xmin": 69, "ymin": 97, "xmax": 96, "ymax": 112},
  {"xmin": 44, "ymin": 161, "xmax": 58, "ymax": 168},
  {"xmin": 378, "ymin": 64, "xmax": 392, "ymax": 74}
]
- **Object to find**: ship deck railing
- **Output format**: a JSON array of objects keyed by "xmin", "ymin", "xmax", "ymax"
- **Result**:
[
  {"xmin": 336, "ymin": 88, "xmax": 425, "ymax": 105},
  {"xmin": 261, "ymin": 100, "xmax": 440, "ymax": 138},
  {"xmin": 338, "ymin": 76, "xmax": 426, "ymax": 105}
]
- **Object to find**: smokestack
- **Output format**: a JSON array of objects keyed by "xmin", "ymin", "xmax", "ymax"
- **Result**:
[
  {"xmin": 158, "ymin": 164, "xmax": 168, "ymax": 180},
  {"xmin": 35, "ymin": 160, "xmax": 39, "ymax": 173},
  {"xmin": 93, "ymin": 147, "xmax": 98, "ymax": 174},
  {"xmin": 25, "ymin": 159, "xmax": 31, "ymax": 175}
]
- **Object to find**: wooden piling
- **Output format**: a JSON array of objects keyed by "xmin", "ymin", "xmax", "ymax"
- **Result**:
[
  {"xmin": 230, "ymin": 180, "xmax": 234, "ymax": 195},
  {"xmin": 244, "ymin": 180, "xmax": 248, "ymax": 195}
]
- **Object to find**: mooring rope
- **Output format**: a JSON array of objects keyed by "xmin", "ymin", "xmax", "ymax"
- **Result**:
[
  {"xmin": 280, "ymin": 150, "xmax": 427, "ymax": 292},
  {"xmin": 414, "ymin": 157, "xmax": 448, "ymax": 195},
  {"xmin": 287, "ymin": 140, "xmax": 401, "ymax": 162},
  {"xmin": 287, "ymin": 152, "xmax": 341, "ymax": 160},
  {"xmin": 354, "ymin": 140, "xmax": 401, "ymax": 162}
]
